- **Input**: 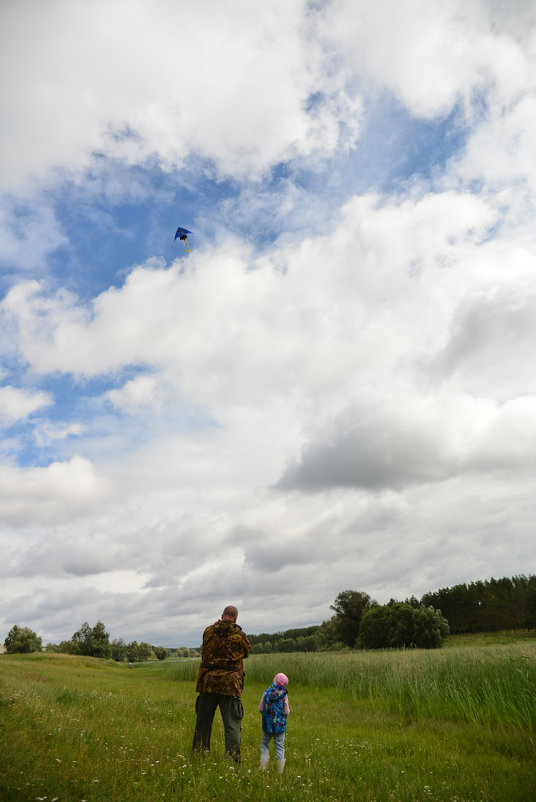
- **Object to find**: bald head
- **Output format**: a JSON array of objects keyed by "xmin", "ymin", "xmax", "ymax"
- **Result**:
[{"xmin": 222, "ymin": 605, "xmax": 238, "ymax": 622}]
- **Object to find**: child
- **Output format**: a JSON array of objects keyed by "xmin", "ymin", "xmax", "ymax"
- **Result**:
[{"xmin": 259, "ymin": 672, "xmax": 290, "ymax": 773}]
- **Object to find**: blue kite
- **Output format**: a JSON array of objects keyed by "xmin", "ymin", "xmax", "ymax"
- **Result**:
[{"xmin": 174, "ymin": 226, "xmax": 192, "ymax": 253}]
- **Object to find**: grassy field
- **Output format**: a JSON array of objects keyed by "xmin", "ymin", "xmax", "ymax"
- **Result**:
[{"xmin": 1, "ymin": 638, "xmax": 535, "ymax": 801}]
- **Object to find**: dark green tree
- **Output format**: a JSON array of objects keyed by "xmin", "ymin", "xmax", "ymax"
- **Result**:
[
  {"xmin": 277, "ymin": 637, "xmax": 296, "ymax": 652},
  {"xmin": 71, "ymin": 622, "xmax": 91, "ymax": 654},
  {"xmin": 330, "ymin": 590, "xmax": 376, "ymax": 647},
  {"xmin": 153, "ymin": 646, "xmax": 171, "ymax": 661},
  {"xmin": 358, "ymin": 606, "xmax": 393, "ymax": 649},
  {"xmin": 296, "ymin": 634, "xmax": 317, "ymax": 651},
  {"xmin": 412, "ymin": 605, "xmax": 449, "ymax": 648},
  {"xmin": 137, "ymin": 642, "xmax": 155, "ymax": 661},
  {"xmin": 58, "ymin": 639, "xmax": 76, "ymax": 654},
  {"xmin": 90, "ymin": 621, "xmax": 112, "ymax": 658},
  {"xmin": 71, "ymin": 621, "xmax": 111, "ymax": 658},
  {"xmin": 312, "ymin": 617, "xmax": 340, "ymax": 649},
  {"xmin": 359, "ymin": 603, "xmax": 449, "ymax": 649},
  {"xmin": 127, "ymin": 641, "xmax": 139, "ymax": 662},
  {"xmin": 4, "ymin": 625, "xmax": 42, "ymax": 653},
  {"xmin": 525, "ymin": 575, "xmax": 536, "ymax": 629},
  {"xmin": 386, "ymin": 602, "xmax": 415, "ymax": 647},
  {"xmin": 111, "ymin": 638, "xmax": 128, "ymax": 662},
  {"xmin": 405, "ymin": 595, "xmax": 420, "ymax": 608}
]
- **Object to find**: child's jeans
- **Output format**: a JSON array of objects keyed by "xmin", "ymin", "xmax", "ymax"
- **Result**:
[{"xmin": 261, "ymin": 730, "xmax": 286, "ymax": 760}]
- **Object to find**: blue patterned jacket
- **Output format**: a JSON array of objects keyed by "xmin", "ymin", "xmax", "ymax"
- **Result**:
[{"xmin": 261, "ymin": 683, "xmax": 288, "ymax": 734}]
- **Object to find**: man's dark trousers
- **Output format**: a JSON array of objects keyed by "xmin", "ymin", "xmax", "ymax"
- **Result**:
[{"xmin": 193, "ymin": 693, "xmax": 244, "ymax": 761}]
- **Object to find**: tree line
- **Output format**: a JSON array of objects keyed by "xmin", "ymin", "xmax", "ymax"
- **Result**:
[
  {"xmin": 421, "ymin": 574, "xmax": 536, "ymax": 634},
  {"xmin": 251, "ymin": 592, "xmax": 449, "ymax": 652},
  {"xmin": 4, "ymin": 574, "xmax": 535, "ymax": 656},
  {"xmin": 251, "ymin": 574, "xmax": 536, "ymax": 652},
  {"xmin": 3, "ymin": 621, "xmax": 198, "ymax": 661}
]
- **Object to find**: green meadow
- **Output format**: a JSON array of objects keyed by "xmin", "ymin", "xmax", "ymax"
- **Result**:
[{"xmin": 1, "ymin": 637, "xmax": 535, "ymax": 801}]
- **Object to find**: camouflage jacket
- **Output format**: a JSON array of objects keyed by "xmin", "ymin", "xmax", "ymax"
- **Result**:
[{"xmin": 195, "ymin": 619, "xmax": 251, "ymax": 697}]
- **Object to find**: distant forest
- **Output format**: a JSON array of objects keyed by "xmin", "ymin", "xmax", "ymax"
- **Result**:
[
  {"xmin": 249, "ymin": 574, "xmax": 536, "ymax": 652},
  {"xmin": 421, "ymin": 574, "xmax": 536, "ymax": 634}
]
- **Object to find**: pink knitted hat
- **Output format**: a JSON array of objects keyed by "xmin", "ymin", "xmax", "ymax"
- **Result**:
[{"xmin": 274, "ymin": 672, "xmax": 289, "ymax": 686}]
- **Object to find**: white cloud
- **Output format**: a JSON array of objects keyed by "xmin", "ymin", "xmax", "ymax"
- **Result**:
[
  {"xmin": 0, "ymin": 196, "xmax": 68, "ymax": 271},
  {"xmin": 0, "ymin": 456, "xmax": 110, "ymax": 526},
  {"xmin": 0, "ymin": 0, "xmax": 360, "ymax": 192},
  {"xmin": 33, "ymin": 421, "xmax": 84, "ymax": 448},
  {"xmin": 104, "ymin": 374, "xmax": 163, "ymax": 413},
  {"xmin": 430, "ymin": 281, "xmax": 536, "ymax": 400},
  {"xmin": 454, "ymin": 94, "xmax": 536, "ymax": 197},
  {"xmin": 323, "ymin": 0, "xmax": 534, "ymax": 118},
  {"xmin": 0, "ymin": 385, "xmax": 52, "ymax": 426}
]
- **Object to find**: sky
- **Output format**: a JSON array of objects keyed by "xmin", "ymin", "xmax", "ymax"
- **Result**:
[{"xmin": 1, "ymin": 0, "xmax": 536, "ymax": 648}]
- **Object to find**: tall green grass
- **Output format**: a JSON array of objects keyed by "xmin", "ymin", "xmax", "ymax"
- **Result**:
[{"xmin": 170, "ymin": 642, "xmax": 536, "ymax": 730}]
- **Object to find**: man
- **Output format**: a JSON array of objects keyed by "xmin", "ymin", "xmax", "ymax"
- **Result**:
[{"xmin": 192, "ymin": 605, "xmax": 251, "ymax": 762}]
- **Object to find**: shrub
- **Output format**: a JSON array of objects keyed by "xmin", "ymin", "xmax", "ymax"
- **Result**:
[{"xmin": 359, "ymin": 604, "xmax": 449, "ymax": 649}]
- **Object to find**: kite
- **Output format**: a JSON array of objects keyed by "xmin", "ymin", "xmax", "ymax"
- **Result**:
[{"xmin": 174, "ymin": 226, "xmax": 192, "ymax": 253}]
